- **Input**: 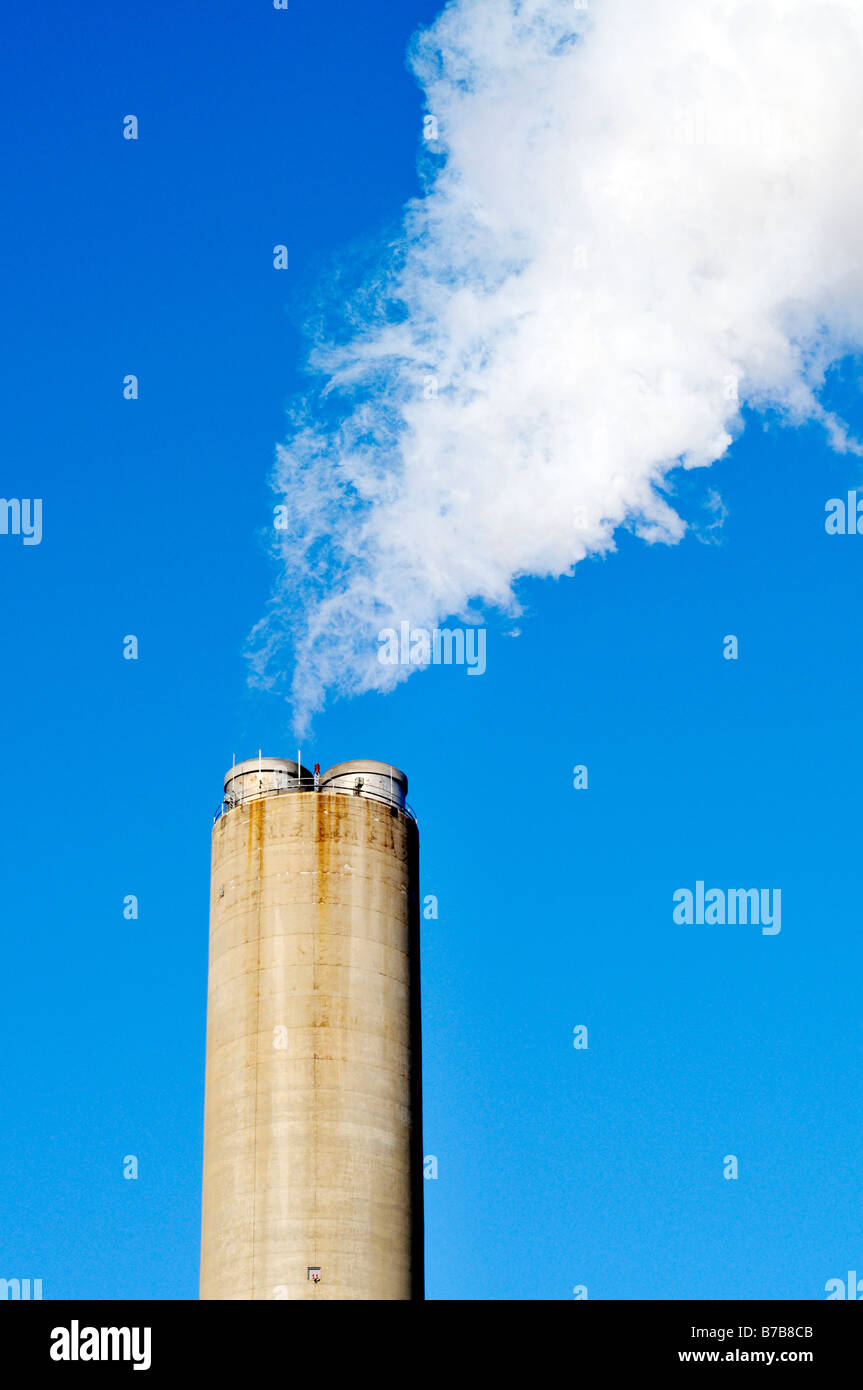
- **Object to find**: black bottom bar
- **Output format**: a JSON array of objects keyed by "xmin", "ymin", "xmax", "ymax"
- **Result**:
[{"xmin": 2, "ymin": 1299, "xmax": 860, "ymax": 1375}]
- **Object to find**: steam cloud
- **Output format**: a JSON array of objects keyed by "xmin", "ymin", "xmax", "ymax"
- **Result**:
[{"xmin": 250, "ymin": 0, "xmax": 863, "ymax": 732}]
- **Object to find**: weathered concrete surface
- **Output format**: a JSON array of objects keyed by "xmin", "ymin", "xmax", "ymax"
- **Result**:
[{"xmin": 200, "ymin": 790, "xmax": 422, "ymax": 1300}]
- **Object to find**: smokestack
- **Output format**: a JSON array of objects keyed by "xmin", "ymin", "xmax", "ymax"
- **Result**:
[{"xmin": 200, "ymin": 756, "xmax": 423, "ymax": 1300}]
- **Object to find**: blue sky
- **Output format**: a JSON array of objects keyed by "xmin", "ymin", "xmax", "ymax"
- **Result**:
[{"xmin": 1, "ymin": 0, "xmax": 862, "ymax": 1301}]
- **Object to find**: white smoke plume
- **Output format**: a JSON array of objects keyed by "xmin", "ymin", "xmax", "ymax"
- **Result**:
[{"xmin": 250, "ymin": 0, "xmax": 863, "ymax": 732}]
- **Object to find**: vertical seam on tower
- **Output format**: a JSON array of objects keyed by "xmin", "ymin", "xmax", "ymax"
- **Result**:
[{"xmin": 250, "ymin": 802, "xmax": 263, "ymax": 1300}]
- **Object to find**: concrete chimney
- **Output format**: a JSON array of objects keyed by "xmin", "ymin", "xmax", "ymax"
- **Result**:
[{"xmin": 200, "ymin": 757, "xmax": 423, "ymax": 1300}]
